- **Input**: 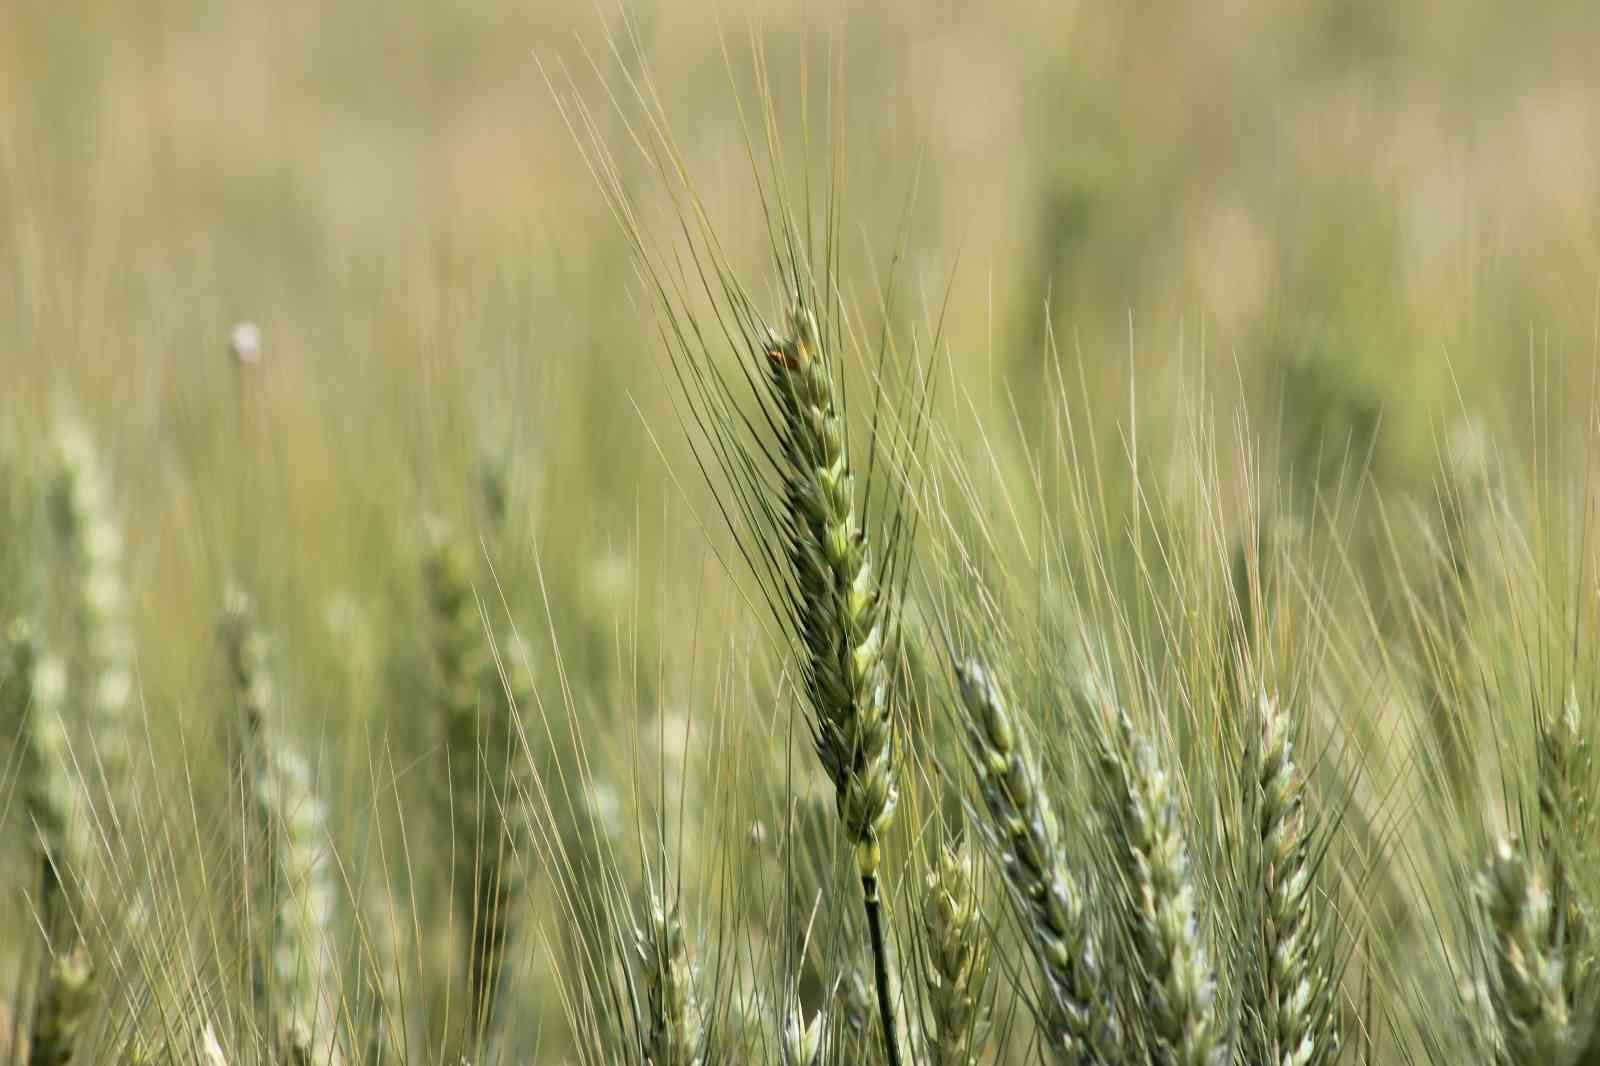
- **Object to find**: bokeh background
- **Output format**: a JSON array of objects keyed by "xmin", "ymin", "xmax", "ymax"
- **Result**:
[
  {"xmin": 5, "ymin": 0, "xmax": 1600, "ymax": 1058},
  {"xmin": 8, "ymin": 0, "xmax": 1600, "ymax": 579}
]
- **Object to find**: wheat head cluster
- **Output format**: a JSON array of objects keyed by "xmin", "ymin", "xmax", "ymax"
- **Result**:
[{"xmin": 4, "ymin": 48, "xmax": 1600, "ymax": 1066}]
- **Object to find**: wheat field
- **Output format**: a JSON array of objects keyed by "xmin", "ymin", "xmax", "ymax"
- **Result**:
[{"xmin": 5, "ymin": 2, "xmax": 1600, "ymax": 1064}]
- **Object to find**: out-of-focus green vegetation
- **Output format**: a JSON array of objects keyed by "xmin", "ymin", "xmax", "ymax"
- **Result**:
[{"xmin": 5, "ymin": 2, "xmax": 1600, "ymax": 1063}]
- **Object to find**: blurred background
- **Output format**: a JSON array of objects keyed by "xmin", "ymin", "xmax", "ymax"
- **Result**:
[
  {"xmin": 4, "ymin": 0, "xmax": 1600, "ymax": 1058},
  {"xmin": 7, "ymin": 0, "xmax": 1600, "ymax": 570}
]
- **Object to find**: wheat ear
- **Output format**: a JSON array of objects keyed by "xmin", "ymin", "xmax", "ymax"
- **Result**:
[
  {"xmin": 10, "ymin": 622, "xmax": 97, "ymax": 1066},
  {"xmin": 421, "ymin": 525, "xmax": 532, "ymax": 1047},
  {"xmin": 638, "ymin": 892, "xmax": 702, "ymax": 1066},
  {"xmin": 221, "ymin": 589, "xmax": 344, "ymax": 1066},
  {"xmin": 954, "ymin": 661, "xmax": 1111, "ymax": 1065},
  {"xmin": 1481, "ymin": 839, "xmax": 1571, "ymax": 1064},
  {"xmin": 1538, "ymin": 685, "xmax": 1593, "ymax": 1010},
  {"xmin": 921, "ymin": 844, "xmax": 987, "ymax": 1066},
  {"xmin": 1249, "ymin": 689, "xmax": 1339, "ymax": 1066},
  {"xmin": 50, "ymin": 417, "xmax": 134, "ymax": 824},
  {"xmin": 1099, "ymin": 708, "xmax": 1226, "ymax": 1066},
  {"xmin": 764, "ymin": 307, "xmax": 902, "ymax": 1066}
]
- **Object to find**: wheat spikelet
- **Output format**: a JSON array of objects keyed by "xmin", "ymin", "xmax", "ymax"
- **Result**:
[
  {"xmin": 1099, "ymin": 708, "xmax": 1226, "ymax": 1066},
  {"xmin": 953, "ymin": 661, "xmax": 1111, "ymax": 1065},
  {"xmin": 27, "ymin": 944, "xmax": 95, "ymax": 1066},
  {"xmin": 221, "ymin": 589, "xmax": 344, "ymax": 1066},
  {"xmin": 421, "ymin": 523, "xmax": 533, "ymax": 1045},
  {"xmin": 49, "ymin": 416, "xmax": 134, "ymax": 824},
  {"xmin": 921, "ymin": 844, "xmax": 987, "ymax": 1066},
  {"xmin": 1539, "ymin": 685, "xmax": 1593, "ymax": 1010},
  {"xmin": 9, "ymin": 622, "xmax": 98, "ymax": 1066},
  {"xmin": 1481, "ymin": 839, "xmax": 1570, "ymax": 1064},
  {"xmin": 780, "ymin": 1004, "xmax": 823, "ymax": 1066},
  {"xmin": 1248, "ymin": 689, "xmax": 1338, "ymax": 1066},
  {"xmin": 638, "ymin": 892, "xmax": 702, "ymax": 1066}
]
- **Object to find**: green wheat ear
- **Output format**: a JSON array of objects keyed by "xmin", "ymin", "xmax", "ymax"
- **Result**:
[
  {"xmin": 764, "ymin": 306, "xmax": 898, "ymax": 859},
  {"xmin": 953, "ymin": 660, "xmax": 1112, "ymax": 1065},
  {"xmin": 1248, "ymin": 689, "xmax": 1341, "ymax": 1066},
  {"xmin": 220, "ymin": 587, "xmax": 344, "ymax": 1066},
  {"xmin": 755, "ymin": 305, "xmax": 905, "ymax": 1066},
  {"xmin": 421, "ymin": 521, "xmax": 534, "ymax": 1052},
  {"xmin": 1539, "ymin": 685, "xmax": 1595, "ymax": 1011},
  {"xmin": 1097, "ymin": 706, "xmax": 1226, "ymax": 1066},
  {"xmin": 1481, "ymin": 838, "xmax": 1571, "ymax": 1064},
  {"xmin": 637, "ymin": 891, "xmax": 703, "ymax": 1066},
  {"xmin": 921, "ymin": 843, "xmax": 988, "ymax": 1066},
  {"xmin": 50, "ymin": 416, "xmax": 134, "ymax": 827},
  {"xmin": 10, "ymin": 621, "xmax": 98, "ymax": 1066}
]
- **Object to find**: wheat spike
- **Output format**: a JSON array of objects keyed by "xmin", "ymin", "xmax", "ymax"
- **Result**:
[
  {"xmin": 1482, "ymin": 839, "xmax": 1570, "ymax": 1064},
  {"xmin": 421, "ymin": 524, "xmax": 533, "ymax": 1046},
  {"xmin": 638, "ymin": 892, "xmax": 702, "ymax": 1066},
  {"xmin": 954, "ymin": 661, "xmax": 1111, "ymax": 1065},
  {"xmin": 50, "ymin": 416, "xmax": 134, "ymax": 825},
  {"xmin": 1539, "ymin": 685, "xmax": 1593, "ymax": 1010},
  {"xmin": 1099, "ymin": 709, "xmax": 1226, "ymax": 1066},
  {"xmin": 921, "ymin": 844, "xmax": 987, "ymax": 1066},
  {"xmin": 221, "ymin": 589, "xmax": 344, "ymax": 1066},
  {"xmin": 10, "ymin": 623, "xmax": 98, "ymax": 1066},
  {"xmin": 1249, "ymin": 689, "xmax": 1339, "ymax": 1066},
  {"xmin": 764, "ymin": 305, "xmax": 903, "ymax": 1066},
  {"xmin": 765, "ymin": 306, "xmax": 898, "ymax": 859}
]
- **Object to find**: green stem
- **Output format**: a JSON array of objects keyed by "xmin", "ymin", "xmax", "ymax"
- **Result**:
[{"xmin": 862, "ymin": 872, "xmax": 903, "ymax": 1066}]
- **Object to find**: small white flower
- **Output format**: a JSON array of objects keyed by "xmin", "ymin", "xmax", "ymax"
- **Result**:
[{"xmin": 229, "ymin": 321, "xmax": 263, "ymax": 365}]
